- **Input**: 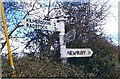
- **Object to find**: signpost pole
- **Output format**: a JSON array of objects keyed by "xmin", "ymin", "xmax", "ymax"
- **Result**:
[
  {"xmin": 59, "ymin": 32, "xmax": 67, "ymax": 63},
  {"xmin": 58, "ymin": 17, "xmax": 67, "ymax": 63}
]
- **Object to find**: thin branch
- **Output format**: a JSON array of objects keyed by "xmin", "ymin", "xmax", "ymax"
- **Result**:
[{"xmin": 1, "ymin": 1, "xmax": 37, "ymax": 51}]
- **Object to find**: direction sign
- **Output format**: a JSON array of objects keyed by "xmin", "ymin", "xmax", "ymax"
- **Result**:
[
  {"xmin": 61, "ymin": 48, "xmax": 93, "ymax": 58},
  {"xmin": 21, "ymin": 18, "xmax": 64, "ymax": 32},
  {"xmin": 64, "ymin": 29, "xmax": 76, "ymax": 43}
]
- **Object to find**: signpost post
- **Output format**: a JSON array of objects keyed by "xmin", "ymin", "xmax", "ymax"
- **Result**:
[{"xmin": 57, "ymin": 17, "xmax": 67, "ymax": 63}]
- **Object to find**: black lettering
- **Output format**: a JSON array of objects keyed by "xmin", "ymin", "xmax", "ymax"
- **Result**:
[
  {"xmin": 28, "ymin": 24, "xmax": 30, "ymax": 27},
  {"xmin": 38, "ymin": 20, "xmax": 41, "ymax": 23},
  {"xmin": 35, "ymin": 24, "xmax": 37, "ymax": 28},
  {"xmin": 38, "ymin": 25, "xmax": 41, "ymax": 29},
  {"xmin": 67, "ymin": 51, "xmax": 72, "ymax": 55},
  {"xmin": 28, "ymin": 19, "xmax": 35, "ymax": 23},
  {"xmin": 29, "ymin": 24, "xmax": 34, "ymax": 28},
  {"xmin": 26, "ymin": 19, "xmax": 51, "ymax": 25},
  {"xmin": 34, "ymin": 19, "xmax": 37, "ymax": 23},
  {"xmin": 40, "ymin": 21, "xmax": 43, "ymax": 24},
  {"xmin": 34, "ymin": 19, "xmax": 40, "ymax": 24},
  {"xmin": 26, "ymin": 23, "xmax": 29, "ymax": 27},
  {"xmin": 73, "ymin": 51, "xmax": 76, "ymax": 55},
  {"xmin": 30, "ymin": 19, "xmax": 33, "ymax": 23},
  {"xmin": 33, "ymin": 19, "xmax": 36, "ymax": 23},
  {"xmin": 81, "ymin": 51, "xmax": 86, "ymax": 54},
  {"xmin": 88, "ymin": 51, "xmax": 91, "ymax": 54},
  {"xmin": 76, "ymin": 51, "xmax": 80, "ymax": 55},
  {"xmin": 48, "ymin": 22, "xmax": 51, "ymax": 25},
  {"xmin": 26, "ymin": 19, "xmax": 30, "ymax": 22}
]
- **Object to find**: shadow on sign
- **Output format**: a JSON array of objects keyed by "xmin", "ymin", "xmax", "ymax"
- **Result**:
[{"xmin": 64, "ymin": 29, "xmax": 76, "ymax": 43}]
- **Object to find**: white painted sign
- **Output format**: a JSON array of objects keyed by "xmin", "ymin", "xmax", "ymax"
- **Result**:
[
  {"xmin": 61, "ymin": 48, "xmax": 93, "ymax": 58},
  {"xmin": 22, "ymin": 18, "xmax": 64, "ymax": 32},
  {"xmin": 23, "ymin": 18, "xmax": 51, "ymax": 29}
]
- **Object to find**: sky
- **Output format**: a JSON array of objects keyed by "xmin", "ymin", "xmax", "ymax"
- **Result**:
[
  {"xmin": 1, "ymin": 0, "xmax": 119, "ymax": 43},
  {"xmin": 102, "ymin": 0, "xmax": 119, "ymax": 45},
  {"xmin": 1, "ymin": 0, "xmax": 119, "ymax": 55},
  {"xmin": 88, "ymin": 0, "xmax": 118, "ymax": 45}
]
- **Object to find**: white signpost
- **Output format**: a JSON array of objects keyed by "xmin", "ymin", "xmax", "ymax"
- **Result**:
[
  {"xmin": 62, "ymin": 48, "xmax": 93, "ymax": 58},
  {"xmin": 22, "ymin": 18, "xmax": 64, "ymax": 32},
  {"xmin": 21, "ymin": 8, "xmax": 93, "ymax": 63}
]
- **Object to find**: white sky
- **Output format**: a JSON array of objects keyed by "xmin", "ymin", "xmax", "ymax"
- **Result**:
[
  {"xmin": 1, "ymin": 0, "xmax": 119, "ymax": 45},
  {"xmin": 103, "ymin": 0, "xmax": 119, "ymax": 45},
  {"xmin": 1, "ymin": 0, "xmax": 119, "ymax": 56}
]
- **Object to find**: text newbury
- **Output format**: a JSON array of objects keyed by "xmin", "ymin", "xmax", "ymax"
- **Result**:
[{"xmin": 62, "ymin": 48, "xmax": 93, "ymax": 58}]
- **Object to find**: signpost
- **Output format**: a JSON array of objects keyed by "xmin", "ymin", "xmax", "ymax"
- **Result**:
[
  {"xmin": 62, "ymin": 48, "xmax": 93, "ymax": 58},
  {"xmin": 1, "ymin": 0, "xmax": 93, "ymax": 77},
  {"xmin": 64, "ymin": 29, "xmax": 76, "ymax": 43},
  {"xmin": 21, "ymin": 8, "xmax": 93, "ymax": 63},
  {"xmin": 22, "ymin": 18, "xmax": 64, "ymax": 32}
]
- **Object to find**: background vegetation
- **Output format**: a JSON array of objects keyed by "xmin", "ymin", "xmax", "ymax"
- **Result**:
[{"xmin": 1, "ymin": 0, "xmax": 120, "ymax": 78}]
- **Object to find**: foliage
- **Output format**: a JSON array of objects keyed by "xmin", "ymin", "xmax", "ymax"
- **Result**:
[
  {"xmin": 59, "ymin": 1, "xmax": 119, "ymax": 78},
  {"xmin": 1, "ymin": 0, "xmax": 120, "ymax": 78},
  {"xmin": 2, "ymin": 53, "xmax": 85, "ymax": 78}
]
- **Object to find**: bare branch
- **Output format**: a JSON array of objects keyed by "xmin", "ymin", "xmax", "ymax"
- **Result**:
[{"xmin": 1, "ymin": 1, "xmax": 38, "ymax": 51}]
